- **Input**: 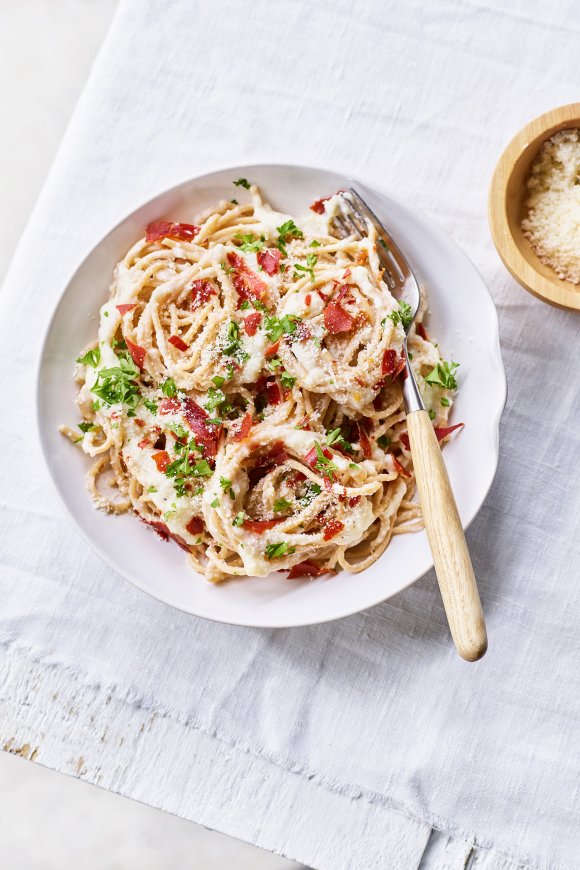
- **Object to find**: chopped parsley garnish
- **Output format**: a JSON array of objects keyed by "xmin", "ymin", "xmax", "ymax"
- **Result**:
[
  {"xmin": 143, "ymin": 399, "xmax": 157, "ymax": 414},
  {"xmin": 425, "ymin": 360, "xmax": 459, "ymax": 391},
  {"xmin": 230, "ymin": 198, "xmax": 238, "ymax": 205},
  {"xmin": 236, "ymin": 233, "xmax": 265, "ymax": 252},
  {"xmin": 78, "ymin": 422, "xmax": 96, "ymax": 433},
  {"xmin": 265, "ymin": 542, "xmax": 296, "ymax": 560},
  {"xmin": 233, "ymin": 178, "xmax": 251, "ymax": 189},
  {"xmin": 298, "ymin": 480, "xmax": 321, "ymax": 508},
  {"xmin": 204, "ymin": 387, "xmax": 226, "ymax": 413},
  {"xmin": 314, "ymin": 441, "xmax": 338, "ymax": 479},
  {"xmin": 293, "ymin": 253, "xmax": 318, "ymax": 283},
  {"xmin": 161, "ymin": 378, "xmax": 177, "ymax": 398},
  {"xmin": 239, "ymin": 300, "xmax": 251, "ymax": 310},
  {"xmin": 147, "ymin": 486, "xmax": 157, "ymax": 493},
  {"xmin": 222, "ymin": 320, "xmax": 250, "ymax": 364},
  {"xmin": 169, "ymin": 422, "xmax": 189, "ymax": 439},
  {"xmin": 165, "ymin": 440, "xmax": 212, "ymax": 496},
  {"xmin": 280, "ymin": 371, "xmax": 296, "ymax": 389},
  {"xmin": 76, "ymin": 346, "xmax": 100, "ymax": 367},
  {"xmin": 264, "ymin": 313, "xmax": 300, "ymax": 343},
  {"xmin": 377, "ymin": 434, "xmax": 391, "ymax": 449},
  {"xmin": 219, "ymin": 476, "xmax": 235, "ymax": 500},
  {"xmin": 220, "ymin": 262, "xmax": 235, "ymax": 275},
  {"xmin": 232, "ymin": 511, "xmax": 245, "ymax": 527},
  {"xmin": 267, "ymin": 357, "xmax": 283, "ymax": 371},
  {"xmin": 310, "ymin": 240, "xmax": 321, "ymax": 247},
  {"xmin": 387, "ymin": 300, "xmax": 414, "ymax": 331},
  {"xmin": 428, "ymin": 409, "xmax": 436, "ymax": 421},
  {"xmin": 274, "ymin": 498, "xmax": 292, "ymax": 512},
  {"xmin": 440, "ymin": 397, "xmax": 450, "ymax": 407},
  {"xmin": 92, "ymin": 400, "xmax": 101, "ymax": 411},
  {"xmin": 326, "ymin": 428, "xmax": 353, "ymax": 453},
  {"xmin": 91, "ymin": 351, "xmax": 140, "ymax": 410},
  {"xmin": 210, "ymin": 497, "xmax": 220, "ymax": 508},
  {"xmin": 276, "ymin": 219, "xmax": 304, "ymax": 256}
]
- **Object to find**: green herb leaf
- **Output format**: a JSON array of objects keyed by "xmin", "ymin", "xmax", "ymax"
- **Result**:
[
  {"xmin": 274, "ymin": 498, "xmax": 292, "ymax": 512},
  {"xmin": 387, "ymin": 300, "xmax": 414, "ymax": 331},
  {"xmin": 78, "ymin": 422, "xmax": 95, "ymax": 433},
  {"xmin": 314, "ymin": 441, "xmax": 338, "ymax": 479},
  {"xmin": 210, "ymin": 497, "xmax": 220, "ymax": 508},
  {"xmin": 310, "ymin": 240, "xmax": 321, "ymax": 247},
  {"xmin": 265, "ymin": 542, "xmax": 296, "ymax": 560},
  {"xmin": 91, "ymin": 351, "xmax": 140, "ymax": 409},
  {"xmin": 377, "ymin": 434, "xmax": 391, "ymax": 449},
  {"xmin": 147, "ymin": 486, "xmax": 157, "ymax": 493},
  {"xmin": 428, "ymin": 409, "xmax": 436, "ymax": 421},
  {"xmin": 161, "ymin": 378, "xmax": 177, "ymax": 398},
  {"xmin": 143, "ymin": 399, "xmax": 158, "ymax": 414},
  {"xmin": 280, "ymin": 371, "xmax": 296, "ymax": 389},
  {"xmin": 239, "ymin": 300, "xmax": 251, "ymax": 310},
  {"xmin": 425, "ymin": 360, "xmax": 459, "ymax": 391},
  {"xmin": 76, "ymin": 346, "xmax": 101, "ymax": 367},
  {"xmin": 440, "ymin": 397, "xmax": 450, "ymax": 407},
  {"xmin": 277, "ymin": 219, "xmax": 303, "ymax": 242},
  {"xmin": 219, "ymin": 476, "xmax": 233, "ymax": 494},
  {"xmin": 233, "ymin": 178, "xmax": 251, "ymax": 189},
  {"xmin": 236, "ymin": 233, "xmax": 265, "ymax": 253},
  {"xmin": 204, "ymin": 387, "xmax": 226, "ymax": 413},
  {"xmin": 293, "ymin": 253, "xmax": 318, "ymax": 283},
  {"xmin": 326, "ymin": 428, "xmax": 353, "ymax": 453},
  {"xmin": 264, "ymin": 314, "xmax": 301, "ymax": 343},
  {"xmin": 232, "ymin": 511, "xmax": 245, "ymax": 527}
]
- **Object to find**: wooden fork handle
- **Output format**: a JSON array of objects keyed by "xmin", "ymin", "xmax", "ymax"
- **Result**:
[{"xmin": 407, "ymin": 409, "xmax": 487, "ymax": 661}]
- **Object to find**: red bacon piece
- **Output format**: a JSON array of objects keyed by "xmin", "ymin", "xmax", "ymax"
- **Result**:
[
  {"xmin": 233, "ymin": 412, "xmax": 253, "ymax": 442},
  {"xmin": 116, "ymin": 303, "xmax": 136, "ymax": 315},
  {"xmin": 126, "ymin": 338, "xmax": 147, "ymax": 370},
  {"xmin": 169, "ymin": 335, "xmax": 189, "ymax": 352},
  {"xmin": 394, "ymin": 353, "xmax": 407, "ymax": 378},
  {"xmin": 182, "ymin": 397, "xmax": 220, "ymax": 458},
  {"xmin": 152, "ymin": 450, "xmax": 170, "ymax": 472},
  {"xmin": 257, "ymin": 248, "xmax": 282, "ymax": 275},
  {"xmin": 304, "ymin": 293, "xmax": 312, "ymax": 306},
  {"xmin": 135, "ymin": 418, "xmax": 145, "ymax": 427},
  {"xmin": 381, "ymin": 348, "xmax": 398, "ymax": 376},
  {"xmin": 243, "ymin": 312, "xmax": 262, "ymax": 336},
  {"xmin": 186, "ymin": 516, "xmax": 203, "ymax": 536},
  {"xmin": 140, "ymin": 517, "xmax": 190, "ymax": 552},
  {"xmin": 287, "ymin": 470, "xmax": 306, "ymax": 486},
  {"xmin": 316, "ymin": 288, "xmax": 329, "ymax": 303},
  {"xmin": 357, "ymin": 422, "xmax": 372, "ymax": 459},
  {"xmin": 335, "ymin": 283, "xmax": 351, "ymax": 302},
  {"xmin": 295, "ymin": 415, "xmax": 310, "ymax": 431},
  {"xmin": 254, "ymin": 441, "xmax": 288, "ymax": 469},
  {"xmin": 310, "ymin": 195, "xmax": 332, "ymax": 214},
  {"xmin": 287, "ymin": 560, "xmax": 330, "ymax": 579},
  {"xmin": 349, "ymin": 496, "xmax": 361, "ymax": 507},
  {"xmin": 242, "ymin": 518, "xmax": 284, "ymax": 534},
  {"xmin": 138, "ymin": 437, "xmax": 150, "ymax": 449},
  {"xmin": 323, "ymin": 519, "xmax": 344, "ymax": 541},
  {"xmin": 342, "ymin": 268, "xmax": 351, "ymax": 280},
  {"xmin": 227, "ymin": 251, "xmax": 267, "ymax": 301},
  {"xmin": 265, "ymin": 338, "xmax": 281, "ymax": 358},
  {"xmin": 392, "ymin": 455, "xmax": 411, "ymax": 479},
  {"xmin": 415, "ymin": 322, "xmax": 429, "ymax": 341},
  {"xmin": 146, "ymin": 221, "xmax": 200, "ymax": 243},
  {"xmin": 399, "ymin": 433, "xmax": 410, "ymax": 450},
  {"xmin": 324, "ymin": 302, "xmax": 354, "ymax": 335},
  {"xmin": 267, "ymin": 381, "xmax": 282, "ymax": 405},
  {"xmin": 190, "ymin": 279, "xmax": 215, "ymax": 309},
  {"xmin": 304, "ymin": 444, "xmax": 333, "ymax": 468},
  {"xmin": 159, "ymin": 397, "xmax": 181, "ymax": 415},
  {"xmin": 434, "ymin": 423, "xmax": 464, "ymax": 442}
]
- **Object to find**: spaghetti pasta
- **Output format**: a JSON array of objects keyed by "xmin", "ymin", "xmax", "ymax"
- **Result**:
[{"xmin": 62, "ymin": 185, "xmax": 460, "ymax": 582}]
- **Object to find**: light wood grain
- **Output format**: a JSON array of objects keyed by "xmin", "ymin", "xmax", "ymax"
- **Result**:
[
  {"xmin": 407, "ymin": 410, "xmax": 487, "ymax": 662},
  {"xmin": 489, "ymin": 102, "xmax": 580, "ymax": 311}
]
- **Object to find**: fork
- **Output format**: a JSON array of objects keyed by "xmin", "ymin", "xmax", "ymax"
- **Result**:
[{"xmin": 332, "ymin": 187, "xmax": 487, "ymax": 662}]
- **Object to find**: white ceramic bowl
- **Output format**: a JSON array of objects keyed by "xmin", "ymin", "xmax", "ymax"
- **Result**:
[{"xmin": 37, "ymin": 164, "xmax": 506, "ymax": 627}]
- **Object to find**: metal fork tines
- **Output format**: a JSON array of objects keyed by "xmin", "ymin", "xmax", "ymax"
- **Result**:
[{"xmin": 331, "ymin": 188, "xmax": 418, "ymax": 302}]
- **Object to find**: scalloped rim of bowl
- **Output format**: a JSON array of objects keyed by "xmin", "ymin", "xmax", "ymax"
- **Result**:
[
  {"xmin": 37, "ymin": 162, "xmax": 507, "ymax": 627},
  {"xmin": 489, "ymin": 102, "xmax": 580, "ymax": 311}
]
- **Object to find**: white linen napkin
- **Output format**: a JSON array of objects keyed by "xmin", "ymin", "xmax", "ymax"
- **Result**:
[{"xmin": 1, "ymin": 0, "xmax": 579, "ymax": 867}]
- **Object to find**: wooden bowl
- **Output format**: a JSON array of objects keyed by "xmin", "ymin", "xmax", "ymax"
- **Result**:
[{"xmin": 489, "ymin": 103, "xmax": 580, "ymax": 310}]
